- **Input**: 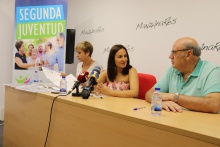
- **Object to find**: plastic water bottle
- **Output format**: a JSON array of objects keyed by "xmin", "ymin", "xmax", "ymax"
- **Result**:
[
  {"xmin": 151, "ymin": 87, "xmax": 162, "ymax": 116},
  {"xmin": 60, "ymin": 76, "xmax": 67, "ymax": 95},
  {"xmin": 33, "ymin": 70, "xmax": 39, "ymax": 82}
]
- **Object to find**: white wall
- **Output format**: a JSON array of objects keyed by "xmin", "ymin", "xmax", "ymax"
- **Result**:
[
  {"xmin": 67, "ymin": 0, "xmax": 220, "ymax": 78},
  {"xmin": 1, "ymin": 0, "xmax": 220, "ymax": 120},
  {"xmin": 0, "ymin": 0, "xmax": 14, "ymax": 120}
]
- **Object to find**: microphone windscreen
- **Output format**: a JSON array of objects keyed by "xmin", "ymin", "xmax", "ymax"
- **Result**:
[
  {"xmin": 77, "ymin": 71, "xmax": 89, "ymax": 83},
  {"xmin": 89, "ymin": 66, "xmax": 101, "ymax": 79},
  {"xmin": 93, "ymin": 66, "xmax": 101, "ymax": 74}
]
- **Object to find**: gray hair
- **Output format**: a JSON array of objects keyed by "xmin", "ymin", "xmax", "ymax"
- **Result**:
[
  {"xmin": 184, "ymin": 44, "xmax": 201, "ymax": 56},
  {"xmin": 58, "ymin": 32, "xmax": 65, "ymax": 41}
]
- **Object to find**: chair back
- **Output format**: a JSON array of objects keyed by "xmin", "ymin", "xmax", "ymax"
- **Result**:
[{"xmin": 138, "ymin": 73, "xmax": 157, "ymax": 100}]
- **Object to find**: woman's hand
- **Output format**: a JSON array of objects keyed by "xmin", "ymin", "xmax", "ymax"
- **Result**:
[
  {"xmin": 60, "ymin": 73, "xmax": 66, "ymax": 77},
  {"xmin": 80, "ymin": 82, "xmax": 87, "ymax": 87},
  {"xmin": 95, "ymin": 83, "xmax": 109, "ymax": 95}
]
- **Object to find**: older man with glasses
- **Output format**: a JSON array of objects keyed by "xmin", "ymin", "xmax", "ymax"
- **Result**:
[
  {"xmin": 146, "ymin": 37, "xmax": 220, "ymax": 113},
  {"xmin": 50, "ymin": 32, "xmax": 65, "ymax": 72}
]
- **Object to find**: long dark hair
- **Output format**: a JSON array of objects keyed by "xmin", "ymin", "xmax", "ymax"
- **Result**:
[{"xmin": 107, "ymin": 44, "xmax": 132, "ymax": 82}]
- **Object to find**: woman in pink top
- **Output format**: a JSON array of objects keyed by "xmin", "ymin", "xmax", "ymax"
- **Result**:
[{"xmin": 95, "ymin": 44, "xmax": 139, "ymax": 98}]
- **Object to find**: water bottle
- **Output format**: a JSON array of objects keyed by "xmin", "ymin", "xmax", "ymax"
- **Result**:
[
  {"xmin": 151, "ymin": 87, "xmax": 162, "ymax": 116},
  {"xmin": 60, "ymin": 76, "xmax": 67, "ymax": 95},
  {"xmin": 33, "ymin": 70, "xmax": 39, "ymax": 82}
]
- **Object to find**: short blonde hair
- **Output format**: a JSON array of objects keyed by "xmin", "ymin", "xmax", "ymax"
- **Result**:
[{"xmin": 75, "ymin": 41, "xmax": 93, "ymax": 57}]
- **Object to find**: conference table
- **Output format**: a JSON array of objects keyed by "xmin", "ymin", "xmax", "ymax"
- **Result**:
[{"xmin": 3, "ymin": 86, "xmax": 220, "ymax": 147}]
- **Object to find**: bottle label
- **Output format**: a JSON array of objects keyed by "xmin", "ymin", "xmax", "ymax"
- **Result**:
[
  {"xmin": 60, "ymin": 88, "xmax": 66, "ymax": 92},
  {"xmin": 152, "ymin": 105, "xmax": 162, "ymax": 111},
  {"xmin": 34, "ymin": 79, "xmax": 38, "ymax": 82},
  {"xmin": 60, "ymin": 88, "xmax": 67, "ymax": 95}
]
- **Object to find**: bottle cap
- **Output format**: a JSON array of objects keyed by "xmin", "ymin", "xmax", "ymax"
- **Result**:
[{"xmin": 155, "ymin": 87, "xmax": 160, "ymax": 91}]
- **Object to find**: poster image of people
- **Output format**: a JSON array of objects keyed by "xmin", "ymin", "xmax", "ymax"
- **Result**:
[{"xmin": 13, "ymin": 0, "xmax": 67, "ymax": 72}]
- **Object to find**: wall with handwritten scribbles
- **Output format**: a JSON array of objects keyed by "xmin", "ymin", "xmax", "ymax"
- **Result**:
[{"xmin": 66, "ymin": 0, "xmax": 220, "ymax": 80}]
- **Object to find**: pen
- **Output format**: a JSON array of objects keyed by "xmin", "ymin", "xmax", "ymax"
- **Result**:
[{"xmin": 133, "ymin": 107, "xmax": 145, "ymax": 110}]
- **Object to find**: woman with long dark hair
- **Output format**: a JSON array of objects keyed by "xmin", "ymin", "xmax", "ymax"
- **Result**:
[{"xmin": 95, "ymin": 44, "xmax": 139, "ymax": 98}]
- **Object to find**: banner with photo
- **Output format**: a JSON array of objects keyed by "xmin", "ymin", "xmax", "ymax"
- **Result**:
[{"xmin": 12, "ymin": 0, "xmax": 68, "ymax": 84}]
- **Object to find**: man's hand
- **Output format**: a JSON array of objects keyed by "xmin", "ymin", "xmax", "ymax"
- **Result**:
[{"xmin": 162, "ymin": 101, "xmax": 183, "ymax": 112}]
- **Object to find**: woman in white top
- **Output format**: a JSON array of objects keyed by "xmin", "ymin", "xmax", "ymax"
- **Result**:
[{"xmin": 75, "ymin": 41, "xmax": 103, "ymax": 85}]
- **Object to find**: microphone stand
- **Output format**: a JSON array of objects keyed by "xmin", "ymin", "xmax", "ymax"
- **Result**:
[{"xmin": 72, "ymin": 85, "xmax": 81, "ymax": 96}]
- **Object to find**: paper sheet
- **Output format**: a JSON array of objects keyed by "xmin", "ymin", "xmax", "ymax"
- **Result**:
[{"xmin": 42, "ymin": 66, "xmax": 77, "ymax": 91}]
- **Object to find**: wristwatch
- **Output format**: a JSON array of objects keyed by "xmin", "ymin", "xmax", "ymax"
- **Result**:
[{"xmin": 174, "ymin": 93, "xmax": 179, "ymax": 103}]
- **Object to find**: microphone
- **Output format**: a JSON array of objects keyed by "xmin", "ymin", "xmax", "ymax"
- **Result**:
[
  {"xmin": 70, "ymin": 71, "xmax": 89, "ymax": 96},
  {"xmin": 81, "ymin": 66, "xmax": 101, "ymax": 99}
]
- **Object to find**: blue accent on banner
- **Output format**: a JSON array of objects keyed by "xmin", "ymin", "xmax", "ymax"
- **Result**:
[{"xmin": 16, "ymin": 5, "xmax": 64, "ymax": 23}]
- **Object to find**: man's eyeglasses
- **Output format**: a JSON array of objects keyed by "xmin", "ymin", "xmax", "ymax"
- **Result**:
[{"xmin": 171, "ymin": 49, "xmax": 193, "ymax": 55}]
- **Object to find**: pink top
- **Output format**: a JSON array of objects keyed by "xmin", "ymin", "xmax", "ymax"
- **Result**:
[{"xmin": 106, "ymin": 82, "xmax": 130, "ymax": 91}]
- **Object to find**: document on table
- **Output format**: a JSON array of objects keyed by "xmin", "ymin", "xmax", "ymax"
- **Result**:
[
  {"xmin": 6, "ymin": 68, "xmax": 78, "ymax": 93},
  {"xmin": 42, "ymin": 66, "xmax": 77, "ymax": 91},
  {"xmin": 5, "ymin": 82, "xmax": 59, "ymax": 93}
]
